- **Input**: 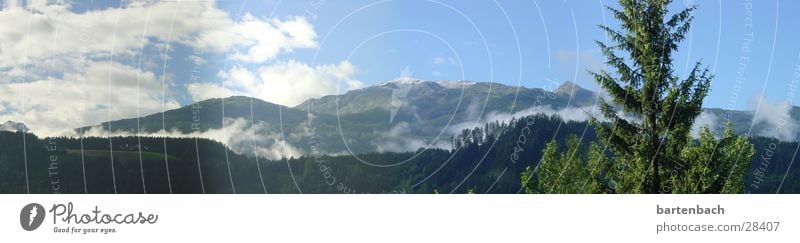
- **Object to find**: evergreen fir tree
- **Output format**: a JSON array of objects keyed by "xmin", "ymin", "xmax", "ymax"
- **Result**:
[{"xmin": 590, "ymin": 0, "xmax": 712, "ymax": 193}]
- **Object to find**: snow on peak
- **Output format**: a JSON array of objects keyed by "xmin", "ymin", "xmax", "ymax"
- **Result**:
[
  {"xmin": 436, "ymin": 80, "xmax": 476, "ymax": 89},
  {"xmin": 380, "ymin": 76, "xmax": 425, "ymax": 86},
  {"xmin": 378, "ymin": 78, "xmax": 477, "ymax": 89}
]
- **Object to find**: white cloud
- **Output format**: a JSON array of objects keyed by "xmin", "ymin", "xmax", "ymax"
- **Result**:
[
  {"xmin": 0, "ymin": 1, "xmax": 316, "ymax": 68},
  {"xmin": 374, "ymin": 121, "xmax": 451, "ymax": 153},
  {"xmin": 186, "ymin": 55, "xmax": 207, "ymax": 66},
  {"xmin": 200, "ymin": 60, "xmax": 363, "ymax": 106},
  {"xmin": 79, "ymin": 117, "xmax": 303, "ymax": 160},
  {"xmin": 431, "ymin": 56, "xmax": 457, "ymax": 66},
  {"xmin": 0, "ymin": 61, "xmax": 180, "ymax": 136},
  {"xmin": 749, "ymin": 94, "xmax": 798, "ymax": 140},
  {"xmin": 692, "ymin": 110, "xmax": 719, "ymax": 138},
  {"xmin": 0, "ymin": 1, "xmax": 321, "ymax": 136},
  {"xmin": 191, "ymin": 13, "xmax": 317, "ymax": 63},
  {"xmin": 447, "ymin": 105, "xmax": 600, "ymax": 136}
]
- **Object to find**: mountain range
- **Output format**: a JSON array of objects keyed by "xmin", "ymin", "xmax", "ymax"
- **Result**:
[
  {"xmin": 74, "ymin": 78, "xmax": 800, "ymax": 159},
  {"xmin": 3, "ymin": 79, "xmax": 799, "ymax": 194}
]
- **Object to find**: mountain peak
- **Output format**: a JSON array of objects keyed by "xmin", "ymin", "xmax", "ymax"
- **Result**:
[
  {"xmin": 554, "ymin": 81, "xmax": 591, "ymax": 95},
  {"xmin": 552, "ymin": 81, "xmax": 597, "ymax": 106},
  {"xmin": 379, "ymin": 78, "xmax": 480, "ymax": 90},
  {"xmin": 554, "ymin": 81, "xmax": 577, "ymax": 93},
  {"xmin": 436, "ymin": 80, "xmax": 476, "ymax": 89},
  {"xmin": 0, "ymin": 121, "xmax": 29, "ymax": 133},
  {"xmin": 380, "ymin": 76, "xmax": 425, "ymax": 86}
]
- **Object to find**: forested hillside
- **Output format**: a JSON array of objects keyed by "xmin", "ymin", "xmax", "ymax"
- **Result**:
[{"xmin": 1, "ymin": 114, "xmax": 797, "ymax": 193}]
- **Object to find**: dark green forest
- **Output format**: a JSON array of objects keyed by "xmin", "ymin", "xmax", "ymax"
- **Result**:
[{"xmin": 1, "ymin": 114, "xmax": 797, "ymax": 194}]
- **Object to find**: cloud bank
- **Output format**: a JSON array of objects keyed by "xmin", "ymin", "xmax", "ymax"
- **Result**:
[
  {"xmin": 0, "ymin": 1, "xmax": 359, "ymax": 136},
  {"xmin": 750, "ymin": 94, "xmax": 798, "ymax": 141},
  {"xmin": 195, "ymin": 60, "xmax": 363, "ymax": 107},
  {"xmin": 79, "ymin": 117, "xmax": 303, "ymax": 160}
]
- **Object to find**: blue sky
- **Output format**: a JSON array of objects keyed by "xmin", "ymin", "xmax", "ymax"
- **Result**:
[
  {"xmin": 204, "ymin": 0, "xmax": 799, "ymax": 110},
  {"xmin": 0, "ymin": 0, "xmax": 798, "ymax": 135}
]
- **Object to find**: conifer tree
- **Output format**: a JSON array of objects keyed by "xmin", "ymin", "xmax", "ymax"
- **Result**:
[
  {"xmin": 671, "ymin": 124, "xmax": 754, "ymax": 193},
  {"xmin": 589, "ymin": 0, "xmax": 711, "ymax": 193},
  {"xmin": 521, "ymin": 135, "xmax": 611, "ymax": 194}
]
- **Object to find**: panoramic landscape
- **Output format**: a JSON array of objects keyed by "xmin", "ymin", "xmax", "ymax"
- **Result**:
[
  {"xmin": 2, "ymin": 77, "xmax": 798, "ymax": 194},
  {"xmin": 1, "ymin": 0, "xmax": 798, "ymax": 194}
]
